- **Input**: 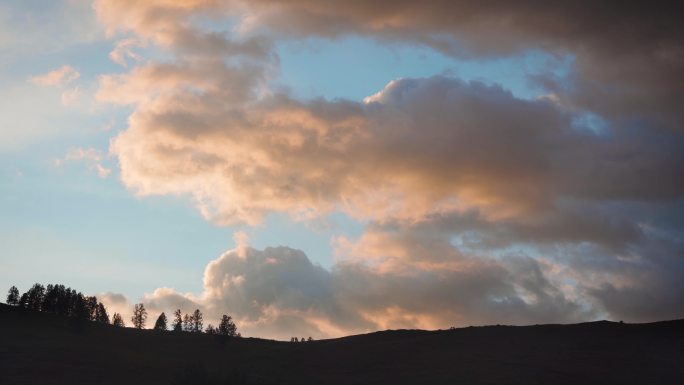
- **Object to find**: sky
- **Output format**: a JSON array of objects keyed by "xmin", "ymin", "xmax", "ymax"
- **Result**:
[{"xmin": 1, "ymin": 0, "xmax": 683, "ymax": 340}]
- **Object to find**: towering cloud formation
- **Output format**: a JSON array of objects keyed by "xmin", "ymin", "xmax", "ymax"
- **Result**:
[{"xmin": 94, "ymin": 0, "xmax": 684, "ymax": 338}]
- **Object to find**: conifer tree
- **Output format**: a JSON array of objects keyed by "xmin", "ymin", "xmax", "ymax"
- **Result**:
[
  {"xmin": 112, "ymin": 313, "xmax": 125, "ymax": 327},
  {"xmin": 85, "ymin": 296, "xmax": 98, "ymax": 321},
  {"xmin": 26, "ymin": 283, "xmax": 45, "ymax": 311},
  {"xmin": 218, "ymin": 314, "xmax": 238, "ymax": 337},
  {"xmin": 183, "ymin": 313, "xmax": 191, "ymax": 332},
  {"xmin": 172, "ymin": 309, "xmax": 183, "ymax": 332},
  {"xmin": 73, "ymin": 293, "xmax": 89, "ymax": 320},
  {"xmin": 18, "ymin": 292, "xmax": 29, "ymax": 308},
  {"xmin": 205, "ymin": 324, "xmax": 217, "ymax": 334},
  {"xmin": 6, "ymin": 286, "xmax": 19, "ymax": 306},
  {"xmin": 153, "ymin": 312, "xmax": 168, "ymax": 331},
  {"xmin": 131, "ymin": 303, "xmax": 147, "ymax": 329},
  {"xmin": 95, "ymin": 302, "xmax": 110, "ymax": 324},
  {"xmin": 191, "ymin": 309, "xmax": 203, "ymax": 333}
]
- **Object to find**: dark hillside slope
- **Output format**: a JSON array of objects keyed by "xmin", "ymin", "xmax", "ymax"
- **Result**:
[{"xmin": 1, "ymin": 304, "xmax": 683, "ymax": 385}]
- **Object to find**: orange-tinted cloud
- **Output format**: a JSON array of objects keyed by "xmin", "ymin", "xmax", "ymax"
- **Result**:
[
  {"xmin": 92, "ymin": 0, "xmax": 684, "ymax": 334},
  {"xmin": 29, "ymin": 65, "xmax": 80, "ymax": 87}
]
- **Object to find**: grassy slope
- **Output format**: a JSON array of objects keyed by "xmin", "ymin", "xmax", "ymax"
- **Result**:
[{"xmin": 1, "ymin": 303, "xmax": 683, "ymax": 385}]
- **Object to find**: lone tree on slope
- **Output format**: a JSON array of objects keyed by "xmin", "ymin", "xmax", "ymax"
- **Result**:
[
  {"xmin": 131, "ymin": 303, "xmax": 147, "ymax": 329},
  {"xmin": 153, "ymin": 312, "xmax": 168, "ymax": 331},
  {"xmin": 172, "ymin": 309, "xmax": 183, "ymax": 332},
  {"xmin": 112, "ymin": 313, "xmax": 125, "ymax": 327},
  {"xmin": 6, "ymin": 286, "xmax": 19, "ymax": 306}
]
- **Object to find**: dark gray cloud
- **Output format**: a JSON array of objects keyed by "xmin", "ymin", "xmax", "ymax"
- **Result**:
[{"xmin": 235, "ymin": 0, "xmax": 684, "ymax": 125}]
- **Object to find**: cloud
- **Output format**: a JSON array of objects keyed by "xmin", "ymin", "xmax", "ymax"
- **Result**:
[
  {"xmin": 137, "ymin": 237, "xmax": 591, "ymax": 340},
  {"xmin": 98, "ymin": 291, "xmax": 131, "ymax": 324},
  {"xmin": 230, "ymin": 0, "xmax": 684, "ymax": 128},
  {"xmin": 110, "ymin": 75, "xmax": 684, "ymax": 225},
  {"xmin": 28, "ymin": 65, "xmax": 80, "ymax": 87},
  {"xmin": 55, "ymin": 147, "xmax": 112, "ymax": 178},
  {"xmin": 91, "ymin": 0, "xmax": 684, "ymax": 336},
  {"xmin": 109, "ymin": 38, "xmax": 143, "ymax": 67},
  {"xmin": 60, "ymin": 87, "xmax": 81, "ymax": 106}
]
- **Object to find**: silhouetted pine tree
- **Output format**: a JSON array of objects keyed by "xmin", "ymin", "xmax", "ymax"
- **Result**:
[
  {"xmin": 6, "ymin": 286, "xmax": 19, "ymax": 305},
  {"xmin": 218, "ymin": 314, "xmax": 238, "ymax": 337},
  {"xmin": 112, "ymin": 312, "xmax": 125, "ymax": 327},
  {"xmin": 72, "ymin": 293, "xmax": 90, "ymax": 320},
  {"xmin": 172, "ymin": 309, "xmax": 183, "ymax": 332},
  {"xmin": 26, "ymin": 283, "xmax": 45, "ymax": 311},
  {"xmin": 131, "ymin": 303, "xmax": 147, "ymax": 329},
  {"xmin": 85, "ymin": 296, "xmax": 98, "ymax": 321},
  {"xmin": 41, "ymin": 284, "xmax": 57, "ymax": 313},
  {"xmin": 307, "ymin": 336, "xmax": 314, "ymax": 342},
  {"xmin": 18, "ymin": 292, "xmax": 29, "ymax": 308},
  {"xmin": 95, "ymin": 302, "xmax": 110, "ymax": 324},
  {"xmin": 183, "ymin": 313, "xmax": 191, "ymax": 332},
  {"xmin": 205, "ymin": 324, "xmax": 217, "ymax": 334},
  {"xmin": 153, "ymin": 312, "xmax": 168, "ymax": 331},
  {"xmin": 191, "ymin": 309, "xmax": 203, "ymax": 333}
]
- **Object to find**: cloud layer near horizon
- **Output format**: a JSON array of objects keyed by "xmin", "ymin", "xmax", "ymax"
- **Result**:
[{"xmin": 92, "ymin": 0, "xmax": 684, "ymax": 338}]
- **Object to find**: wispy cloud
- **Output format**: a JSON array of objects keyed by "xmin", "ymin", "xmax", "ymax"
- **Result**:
[
  {"xmin": 54, "ymin": 147, "xmax": 111, "ymax": 179},
  {"xmin": 28, "ymin": 65, "xmax": 80, "ymax": 87}
]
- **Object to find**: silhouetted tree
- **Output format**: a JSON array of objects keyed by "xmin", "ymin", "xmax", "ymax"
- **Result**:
[
  {"xmin": 172, "ymin": 309, "xmax": 183, "ymax": 332},
  {"xmin": 6, "ymin": 286, "xmax": 19, "ymax": 305},
  {"xmin": 85, "ymin": 296, "xmax": 98, "ymax": 321},
  {"xmin": 153, "ymin": 312, "xmax": 168, "ymax": 331},
  {"xmin": 191, "ymin": 309, "xmax": 203, "ymax": 333},
  {"xmin": 95, "ymin": 302, "xmax": 110, "ymax": 324},
  {"xmin": 112, "ymin": 312, "xmax": 125, "ymax": 327},
  {"xmin": 291, "ymin": 337, "xmax": 298, "ymax": 342},
  {"xmin": 183, "ymin": 313, "xmax": 191, "ymax": 332},
  {"xmin": 307, "ymin": 336, "xmax": 313, "ymax": 342},
  {"xmin": 218, "ymin": 314, "xmax": 238, "ymax": 337},
  {"xmin": 72, "ymin": 293, "xmax": 90, "ymax": 320},
  {"xmin": 205, "ymin": 324, "xmax": 217, "ymax": 334},
  {"xmin": 41, "ymin": 284, "xmax": 57, "ymax": 313},
  {"xmin": 131, "ymin": 303, "xmax": 147, "ymax": 329},
  {"xmin": 18, "ymin": 292, "xmax": 29, "ymax": 308},
  {"xmin": 26, "ymin": 283, "xmax": 45, "ymax": 311}
]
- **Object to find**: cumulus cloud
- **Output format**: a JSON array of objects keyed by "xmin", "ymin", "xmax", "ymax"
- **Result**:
[
  {"xmin": 98, "ymin": 291, "xmax": 131, "ymax": 324},
  {"xmin": 109, "ymin": 75, "xmax": 684, "ymax": 225},
  {"xmin": 138, "ymin": 238, "xmax": 591, "ymax": 339},
  {"xmin": 91, "ymin": 0, "xmax": 684, "ymax": 336},
  {"xmin": 28, "ymin": 65, "xmax": 80, "ymax": 87}
]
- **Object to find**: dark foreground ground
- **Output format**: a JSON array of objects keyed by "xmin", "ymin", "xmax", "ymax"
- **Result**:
[{"xmin": 1, "ymin": 304, "xmax": 683, "ymax": 385}]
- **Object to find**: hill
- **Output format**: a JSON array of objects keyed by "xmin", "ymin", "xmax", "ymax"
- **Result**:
[{"xmin": 1, "ymin": 303, "xmax": 683, "ymax": 385}]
